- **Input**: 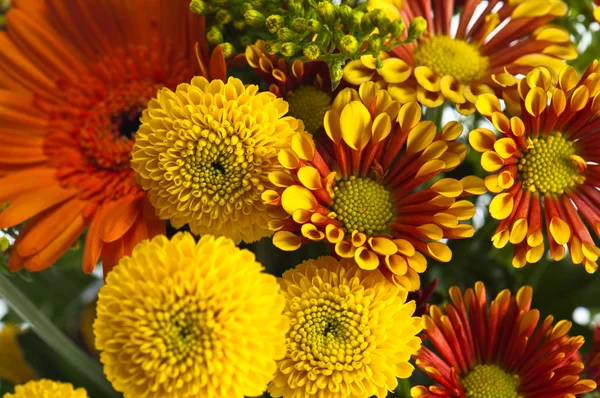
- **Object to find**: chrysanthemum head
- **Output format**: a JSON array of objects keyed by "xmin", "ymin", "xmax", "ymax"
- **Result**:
[
  {"xmin": 4, "ymin": 379, "xmax": 88, "ymax": 398},
  {"xmin": 269, "ymin": 256, "xmax": 423, "ymax": 398},
  {"xmin": 462, "ymin": 364, "xmax": 519, "ymax": 398},
  {"xmin": 94, "ymin": 232, "xmax": 288, "ymax": 398},
  {"xmin": 287, "ymin": 85, "xmax": 332, "ymax": 134},
  {"xmin": 132, "ymin": 76, "xmax": 302, "ymax": 243}
]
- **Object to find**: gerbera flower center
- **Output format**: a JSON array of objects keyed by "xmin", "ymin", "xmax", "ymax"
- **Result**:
[
  {"xmin": 462, "ymin": 364, "xmax": 519, "ymax": 398},
  {"xmin": 413, "ymin": 36, "xmax": 489, "ymax": 84},
  {"xmin": 287, "ymin": 85, "xmax": 332, "ymax": 134},
  {"xmin": 518, "ymin": 133, "xmax": 585, "ymax": 194},
  {"xmin": 290, "ymin": 284, "xmax": 372, "ymax": 370},
  {"xmin": 331, "ymin": 177, "xmax": 395, "ymax": 235}
]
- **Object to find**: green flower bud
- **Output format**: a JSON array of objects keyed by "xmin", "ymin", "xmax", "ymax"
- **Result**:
[
  {"xmin": 277, "ymin": 27, "xmax": 296, "ymax": 42},
  {"xmin": 207, "ymin": 26, "xmax": 224, "ymax": 45},
  {"xmin": 351, "ymin": 11, "xmax": 364, "ymax": 26},
  {"xmin": 306, "ymin": 19, "xmax": 323, "ymax": 32},
  {"xmin": 303, "ymin": 43, "xmax": 321, "ymax": 60},
  {"xmin": 240, "ymin": 35, "xmax": 253, "ymax": 47},
  {"xmin": 240, "ymin": 3, "xmax": 254, "ymax": 14},
  {"xmin": 0, "ymin": 236, "xmax": 9, "ymax": 252},
  {"xmin": 369, "ymin": 9, "xmax": 388, "ymax": 26},
  {"xmin": 367, "ymin": 34, "xmax": 384, "ymax": 52},
  {"xmin": 336, "ymin": 5, "xmax": 353, "ymax": 27},
  {"xmin": 316, "ymin": 1, "xmax": 336, "ymax": 25},
  {"xmin": 288, "ymin": 0, "xmax": 303, "ymax": 14},
  {"xmin": 216, "ymin": 9, "xmax": 233, "ymax": 24},
  {"xmin": 249, "ymin": 0, "xmax": 265, "ymax": 8},
  {"xmin": 189, "ymin": 0, "xmax": 207, "ymax": 15},
  {"xmin": 266, "ymin": 14, "xmax": 285, "ymax": 33},
  {"xmin": 330, "ymin": 61, "xmax": 344, "ymax": 86},
  {"xmin": 360, "ymin": 13, "xmax": 374, "ymax": 34},
  {"xmin": 244, "ymin": 10, "xmax": 266, "ymax": 27},
  {"xmin": 281, "ymin": 42, "xmax": 300, "ymax": 57},
  {"xmin": 407, "ymin": 16, "xmax": 427, "ymax": 42},
  {"xmin": 264, "ymin": 40, "xmax": 281, "ymax": 55},
  {"xmin": 233, "ymin": 19, "xmax": 247, "ymax": 31},
  {"xmin": 291, "ymin": 17, "xmax": 309, "ymax": 33},
  {"xmin": 213, "ymin": 0, "xmax": 228, "ymax": 6},
  {"xmin": 220, "ymin": 42, "xmax": 236, "ymax": 59},
  {"xmin": 338, "ymin": 34, "xmax": 359, "ymax": 54},
  {"xmin": 389, "ymin": 18, "xmax": 405, "ymax": 38}
]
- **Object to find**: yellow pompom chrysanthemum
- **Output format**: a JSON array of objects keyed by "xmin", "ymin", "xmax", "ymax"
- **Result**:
[
  {"xmin": 4, "ymin": 379, "xmax": 88, "ymax": 398},
  {"xmin": 269, "ymin": 256, "xmax": 423, "ymax": 398},
  {"xmin": 0, "ymin": 324, "xmax": 36, "ymax": 385},
  {"xmin": 94, "ymin": 232, "xmax": 288, "ymax": 398},
  {"xmin": 132, "ymin": 76, "xmax": 302, "ymax": 243}
]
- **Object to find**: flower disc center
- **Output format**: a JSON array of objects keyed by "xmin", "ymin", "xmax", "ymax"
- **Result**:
[
  {"xmin": 413, "ymin": 36, "xmax": 489, "ymax": 84},
  {"xmin": 287, "ymin": 85, "xmax": 331, "ymax": 134},
  {"xmin": 332, "ymin": 176, "xmax": 394, "ymax": 235},
  {"xmin": 518, "ymin": 133, "xmax": 585, "ymax": 194},
  {"xmin": 462, "ymin": 364, "xmax": 519, "ymax": 398}
]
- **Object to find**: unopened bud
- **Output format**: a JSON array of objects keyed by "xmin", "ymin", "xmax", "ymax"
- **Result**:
[
  {"xmin": 281, "ymin": 42, "xmax": 300, "ymax": 57},
  {"xmin": 389, "ymin": 19, "xmax": 406, "ymax": 38},
  {"xmin": 233, "ymin": 19, "xmax": 246, "ymax": 31},
  {"xmin": 244, "ymin": 10, "xmax": 266, "ymax": 27},
  {"xmin": 249, "ymin": 0, "xmax": 265, "ymax": 8},
  {"xmin": 316, "ymin": 1, "xmax": 336, "ymax": 25},
  {"xmin": 330, "ymin": 62, "xmax": 344, "ymax": 86},
  {"xmin": 367, "ymin": 34, "xmax": 384, "ymax": 52},
  {"xmin": 277, "ymin": 28, "xmax": 296, "ymax": 42},
  {"xmin": 240, "ymin": 3, "xmax": 254, "ymax": 14},
  {"xmin": 207, "ymin": 26, "xmax": 224, "ymax": 45},
  {"xmin": 216, "ymin": 9, "xmax": 232, "ymax": 24},
  {"xmin": 220, "ymin": 42, "xmax": 236, "ymax": 59},
  {"xmin": 306, "ymin": 19, "xmax": 323, "ymax": 32},
  {"xmin": 240, "ymin": 35, "xmax": 253, "ymax": 47},
  {"xmin": 361, "ymin": 13, "xmax": 374, "ymax": 34},
  {"xmin": 369, "ymin": 9, "xmax": 388, "ymax": 26},
  {"xmin": 338, "ymin": 35, "xmax": 359, "ymax": 53},
  {"xmin": 213, "ymin": 0, "xmax": 228, "ymax": 6},
  {"xmin": 264, "ymin": 40, "xmax": 280, "ymax": 55},
  {"xmin": 407, "ymin": 16, "xmax": 427, "ymax": 42},
  {"xmin": 266, "ymin": 14, "xmax": 285, "ymax": 33},
  {"xmin": 337, "ymin": 5, "xmax": 353, "ymax": 26},
  {"xmin": 288, "ymin": 0, "xmax": 303, "ymax": 14},
  {"xmin": 291, "ymin": 17, "xmax": 309, "ymax": 33},
  {"xmin": 303, "ymin": 43, "xmax": 321, "ymax": 60},
  {"xmin": 189, "ymin": 0, "xmax": 207, "ymax": 15}
]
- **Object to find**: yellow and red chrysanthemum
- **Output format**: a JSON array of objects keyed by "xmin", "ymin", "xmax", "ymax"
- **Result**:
[
  {"xmin": 245, "ymin": 41, "xmax": 332, "ymax": 134},
  {"xmin": 472, "ymin": 64, "xmax": 600, "ymax": 272},
  {"xmin": 586, "ymin": 324, "xmax": 600, "ymax": 385},
  {"xmin": 345, "ymin": 0, "xmax": 575, "ymax": 115},
  {"xmin": 0, "ymin": 0, "xmax": 226, "ymax": 276},
  {"xmin": 411, "ymin": 282, "xmax": 597, "ymax": 397},
  {"xmin": 263, "ymin": 82, "xmax": 483, "ymax": 290}
]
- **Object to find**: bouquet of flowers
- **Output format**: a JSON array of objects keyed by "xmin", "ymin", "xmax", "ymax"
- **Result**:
[{"xmin": 1, "ymin": 0, "xmax": 600, "ymax": 397}]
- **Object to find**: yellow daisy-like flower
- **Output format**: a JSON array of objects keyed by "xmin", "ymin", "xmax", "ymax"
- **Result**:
[
  {"xmin": 0, "ymin": 324, "xmax": 36, "ymax": 385},
  {"xmin": 94, "ymin": 232, "xmax": 288, "ymax": 398},
  {"xmin": 269, "ymin": 256, "xmax": 423, "ymax": 398},
  {"xmin": 264, "ymin": 82, "xmax": 482, "ymax": 291},
  {"xmin": 472, "ymin": 64, "xmax": 600, "ymax": 272},
  {"xmin": 345, "ymin": 0, "xmax": 575, "ymax": 115},
  {"xmin": 4, "ymin": 379, "xmax": 88, "ymax": 398},
  {"xmin": 367, "ymin": 0, "xmax": 404, "ymax": 21},
  {"xmin": 131, "ymin": 76, "xmax": 302, "ymax": 243}
]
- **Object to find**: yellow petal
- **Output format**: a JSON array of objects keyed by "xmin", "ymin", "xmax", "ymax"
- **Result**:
[
  {"xmin": 273, "ymin": 231, "xmax": 302, "ymax": 251},
  {"xmin": 434, "ymin": 213, "xmax": 459, "ymax": 228},
  {"xmin": 489, "ymin": 193, "xmax": 514, "ymax": 220},
  {"xmin": 261, "ymin": 190, "xmax": 280, "ymax": 205},
  {"xmin": 416, "ymin": 86, "xmax": 445, "ymax": 107},
  {"xmin": 417, "ymin": 224, "xmax": 443, "ymax": 240},
  {"xmin": 398, "ymin": 102, "xmax": 422, "ymax": 131},
  {"xmin": 464, "ymin": 84, "xmax": 494, "ymax": 104},
  {"xmin": 512, "ymin": 1, "xmax": 552, "ymax": 18},
  {"xmin": 325, "ymin": 224, "xmax": 344, "ymax": 243},
  {"xmin": 335, "ymin": 240, "xmax": 356, "ymax": 258},
  {"xmin": 297, "ymin": 166, "xmax": 323, "ymax": 190},
  {"xmin": 525, "ymin": 87, "xmax": 547, "ymax": 117},
  {"xmin": 498, "ymin": 170, "xmax": 515, "ymax": 189},
  {"xmin": 291, "ymin": 132, "xmax": 315, "ymax": 160},
  {"xmin": 414, "ymin": 66, "xmax": 441, "ymax": 92},
  {"xmin": 526, "ymin": 243, "xmax": 545, "ymax": 263},
  {"xmin": 378, "ymin": 58, "xmax": 412, "ymax": 83},
  {"xmin": 394, "ymin": 239, "xmax": 415, "ymax": 257},
  {"xmin": 351, "ymin": 230, "xmax": 367, "ymax": 247},
  {"xmin": 369, "ymin": 237, "xmax": 398, "ymax": 256},
  {"xmin": 481, "ymin": 151, "xmax": 505, "ymax": 172},
  {"xmin": 301, "ymin": 223, "xmax": 325, "ymax": 241},
  {"xmin": 359, "ymin": 80, "xmax": 379, "ymax": 107},
  {"xmin": 526, "ymin": 66, "xmax": 552, "ymax": 90},
  {"xmin": 511, "ymin": 117, "xmax": 526, "ymax": 137},
  {"xmin": 343, "ymin": 60, "xmax": 376, "ymax": 85},
  {"xmin": 372, "ymin": 112, "xmax": 392, "ymax": 143},
  {"xmin": 461, "ymin": 176, "xmax": 487, "ymax": 195},
  {"xmin": 492, "ymin": 111, "xmax": 511, "ymax": 133},
  {"xmin": 332, "ymin": 87, "xmax": 359, "ymax": 114},
  {"xmin": 558, "ymin": 65, "xmax": 579, "ymax": 92},
  {"xmin": 407, "ymin": 251, "xmax": 427, "ymax": 272},
  {"xmin": 406, "ymin": 121, "xmax": 437, "ymax": 156},
  {"xmin": 281, "ymin": 185, "xmax": 318, "ymax": 214},
  {"xmin": 468, "ymin": 128, "xmax": 497, "ymax": 152},
  {"xmin": 278, "ymin": 148, "xmax": 300, "ymax": 169},
  {"xmin": 324, "ymin": 110, "xmax": 342, "ymax": 144},
  {"xmin": 440, "ymin": 75, "xmax": 466, "ymax": 104},
  {"xmin": 492, "ymin": 229, "xmax": 509, "ymax": 248},
  {"xmin": 475, "ymin": 93, "xmax": 501, "ymax": 117},
  {"xmin": 570, "ymin": 86, "xmax": 590, "ymax": 112},
  {"xmin": 355, "ymin": 247, "xmax": 379, "ymax": 270},
  {"xmin": 509, "ymin": 218, "xmax": 528, "ymax": 244},
  {"xmin": 385, "ymin": 254, "xmax": 408, "ymax": 275},
  {"xmin": 441, "ymin": 121, "xmax": 463, "ymax": 141},
  {"xmin": 416, "ymin": 159, "xmax": 446, "ymax": 178},
  {"xmin": 549, "ymin": 217, "xmax": 570, "ymax": 245},
  {"xmin": 427, "ymin": 242, "xmax": 452, "ymax": 262},
  {"xmin": 340, "ymin": 101, "xmax": 372, "ymax": 151},
  {"xmin": 431, "ymin": 178, "xmax": 463, "ymax": 198},
  {"xmin": 269, "ymin": 171, "xmax": 296, "ymax": 187},
  {"xmin": 484, "ymin": 174, "xmax": 504, "ymax": 193},
  {"xmin": 292, "ymin": 209, "xmax": 311, "ymax": 223},
  {"xmin": 494, "ymin": 137, "xmax": 518, "ymax": 159}
]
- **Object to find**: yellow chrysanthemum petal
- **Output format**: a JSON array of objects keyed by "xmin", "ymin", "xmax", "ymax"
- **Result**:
[
  {"xmin": 0, "ymin": 324, "xmax": 36, "ymax": 385},
  {"xmin": 4, "ymin": 380, "xmax": 88, "ymax": 398},
  {"xmin": 94, "ymin": 233, "xmax": 288, "ymax": 398},
  {"xmin": 490, "ymin": 193, "xmax": 514, "ymax": 220},
  {"xmin": 340, "ymin": 101, "xmax": 373, "ymax": 151}
]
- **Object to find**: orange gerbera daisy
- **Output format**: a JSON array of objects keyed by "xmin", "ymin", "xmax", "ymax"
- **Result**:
[
  {"xmin": 0, "ymin": 0, "xmax": 224, "ymax": 276},
  {"xmin": 472, "ymin": 64, "xmax": 600, "ymax": 272},
  {"xmin": 411, "ymin": 283, "xmax": 597, "ymax": 397},
  {"xmin": 263, "ymin": 82, "xmax": 482, "ymax": 291},
  {"xmin": 344, "ymin": 0, "xmax": 575, "ymax": 115},
  {"xmin": 245, "ymin": 40, "xmax": 332, "ymax": 134}
]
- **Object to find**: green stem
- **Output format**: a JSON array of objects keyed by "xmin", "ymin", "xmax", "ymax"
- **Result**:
[
  {"xmin": 396, "ymin": 377, "xmax": 411, "ymax": 398},
  {"xmin": 0, "ymin": 272, "xmax": 118, "ymax": 397}
]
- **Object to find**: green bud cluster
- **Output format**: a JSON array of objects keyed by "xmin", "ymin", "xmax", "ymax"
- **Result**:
[{"xmin": 228, "ymin": 0, "xmax": 425, "ymax": 88}]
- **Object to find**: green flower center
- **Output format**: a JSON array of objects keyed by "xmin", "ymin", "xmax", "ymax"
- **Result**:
[
  {"xmin": 462, "ymin": 364, "xmax": 519, "ymax": 398},
  {"xmin": 287, "ymin": 85, "xmax": 331, "ymax": 135},
  {"xmin": 413, "ymin": 36, "xmax": 489, "ymax": 84},
  {"xmin": 518, "ymin": 133, "xmax": 585, "ymax": 194},
  {"xmin": 331, "ymin": 176, "xmax": 395, "ymax": 235}
]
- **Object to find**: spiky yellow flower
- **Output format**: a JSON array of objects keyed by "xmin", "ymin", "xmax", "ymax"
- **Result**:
[
  {"xmin": 269, "ymin": 256, "xmax": 423, "ymax": 398},
  {"xmin": 4, "ymin": 379, "xmax": 88, "ymax": 398},
  {"xmin": 264, "ymin": 82, "xmax": 482, "ymax": 291},
  {"xmin": 94, "ymin": 232, "xmax": 288, "ymax": 398},
  {"xmin": 0, "ymin": 324, "xmax": 36, "ymax": 384},
  {"xmin": 132, "ymin": 76, "xmax": 302, "ymax": 243}
]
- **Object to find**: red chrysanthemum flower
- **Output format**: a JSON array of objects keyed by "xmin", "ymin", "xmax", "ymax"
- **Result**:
[
  {"xmin": 245, "ymin": 40, "xmax": 332, "ymax": 134},
  {"xmin": 346, "ymin": 0, "xmax": 575, "ymax": 115},
  {"xmin": 472, "ymin": 63, "xmax": 600, "ymax": 272},
  {"xmin": 0, "ymin": 0, "xmax": 224, "ymax": 275},
  {"xmin": 412, "ymin": 282, "xmax": 597, "ymax": 397}
]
